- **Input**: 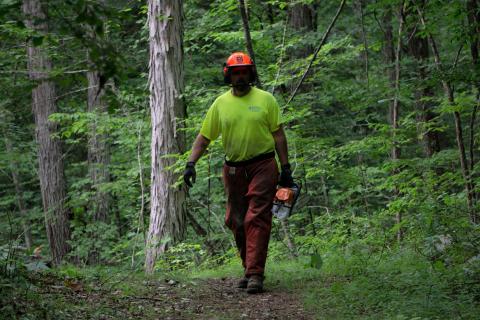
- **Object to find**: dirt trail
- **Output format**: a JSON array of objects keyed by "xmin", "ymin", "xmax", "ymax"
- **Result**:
[
  {"xmin": 32, "ymin": 275, "xmax": 314, "ymax": 319},
  {"xmin": 165, "ymin": 277, "xmax": 314, "ymax": 320}
]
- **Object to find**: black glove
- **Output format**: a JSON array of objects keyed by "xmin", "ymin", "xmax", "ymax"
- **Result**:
[
  {"xmin": 183, "ymin": 161, "xmax": 196, "ymax": 187},
  {"xmin": 279, "ymin": 163, "xmax": 294, "ymax": 187}
]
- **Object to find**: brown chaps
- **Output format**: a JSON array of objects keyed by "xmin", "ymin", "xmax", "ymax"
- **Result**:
[{"xmin": 223, "ymin": 157, "xmax": 278, "ymax": 276}]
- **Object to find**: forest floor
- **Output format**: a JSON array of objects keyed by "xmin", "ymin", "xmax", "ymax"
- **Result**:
[
  {"xmin": 7, "ymin": 262, "xmax": 316, "ymax": 319},
  {"xmin": 30, "ymin": 275, "xmax": 312, "ymax": 319},
  {"xmin": 5, "ymin": 251, "xmax": 480, "ymax": 319}
]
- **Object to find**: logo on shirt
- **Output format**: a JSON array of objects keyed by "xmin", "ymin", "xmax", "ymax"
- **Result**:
[{"xmin": 249, "ymin": 106, "xmax": 261, "ymax": 112}]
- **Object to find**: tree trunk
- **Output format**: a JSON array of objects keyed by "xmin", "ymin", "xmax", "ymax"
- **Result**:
[
  {"xmin": 384, "ymin": 5, "xmax": 405, "ymax": 242},
  {"xmin": 23, "ymin": 0, "xmax": 70, "ymax": 265},
  {"xmin": 393, "ymin": 4, "xmax": 406, "ymax": 242},
  {"xmin": 86, "ymin": 1, "xmax": 110, "ymax": 225},
  {"xmin": 280, "ymin": 220, "xmax": 298, "ymax": 258},
  {"xmin": 357, "ymin": 0, "xmax": 370, "ymax": 88},
  {"xmin": 406, "ymin": 1, "xmax": 440, "ymax": 157},
  {"xmin": 266, "ymin": 3, "xmax": 275, "ymax": 25},
  {"xmin": 186, "ymin": 209, "xmax": 207, "ymax": 237},
  {"xmin": 289, "ymin": 3, "xmax": 315, "ymax": 31},
  {"xmin": 287, "ymin": 0, "xmax": 346, "ymax": 106},
  {"xmin": 3, "ymin": 135, "xmax": 33, "ymax": 249},
  {"xmin": 145, "ymin": 0, "xmax": 186, "ymax": 274},
  {"xmin": 287, "ymin": 2, "xmax": 316, "ymax": 92},
  {"xmin": 86, "ymin": 63, "xmax": 110, "ymax": 264},
  {"xmin": 467, "ymin": 0, "xmax": 479, "ymax": 69},
  {"xmin": 467, "ymin": 0, "xmax": 480, "ymax": 173},
  {"xmin": 416, "ymin": 4, "xmax": 476, "ymax": 223},
  {"xmin": 238, "ymin": 0, "xmax": 261, "ymax": 87},
  {"xmin": 87, "ymin": 68, "xmax": 110, "ymax": 223}
]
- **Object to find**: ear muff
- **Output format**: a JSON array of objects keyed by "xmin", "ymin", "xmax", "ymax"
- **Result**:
[
  {"xmin": 223, "ymin": 65, "xmax": 257, "ymax": 85},
  {"xmin": 223, "ymin": 63, "xmax": 232, "ymax": 84},
  {"xmin": 249, "ymin": 66, "xmax": 257, "ymax": 84}
]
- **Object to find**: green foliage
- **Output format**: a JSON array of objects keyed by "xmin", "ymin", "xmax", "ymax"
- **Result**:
[
  {"xmin": 307, "ymin": 249, "xmax": 480, "ymax": 319},
  {"xmin": 154, "ymin": 242, "xmax": 207, "ymax": 272},
  {"xmin": 67, "ymin": 222, "xmax": 119, "ymax": 265},
  {"xmin": 1, "ymin": 0, "xmax": 480, "ymax": 317}
]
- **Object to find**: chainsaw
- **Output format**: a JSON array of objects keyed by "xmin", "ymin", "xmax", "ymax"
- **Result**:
[{"xmin": 271, "ymin": 183, "xmax": 301, "ymax": 220}]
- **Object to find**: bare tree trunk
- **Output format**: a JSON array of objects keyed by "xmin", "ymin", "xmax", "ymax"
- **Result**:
[
  {"xmin": 23, "ymin": 0, "xmax": 70, "ymax": 265},
  {"xmin": 289, "ymin": 2, "xmax": 316, "ymax": 31},
  {"xmin": 3, "ymin": 135, "xmax": 33, "ymax": 249},
  {"xmin": 416, "ymin": 4, "xmax": 476, "ymax": 223},
  {"xmin": 86, "ymin": 20, "xmax": 111, "ymax": 225},
  {"xmin": 384, "ymin": 4, "xmax": 405, "ymax": 242},
  {"xmin": 145, "ymin": 0, "xmax": 186, "ymax": 274},
  {"xmin": 392, "ymin": 3, "xmax": 406, "ymax": 242},
  {"xmin": 280, "ymin": 220, "xmax": 298, "ymax": 258},
  {"xmin": 266, "ymin": 2, "xmax": 275, "ymax": 24},
  {"xmin": 130, "ymin": 121, "xmax": 147, "ymax": 268},
  {"xmin": 357, "ymin": 0, "xmax": 370, "ymax": 88},
  {"xmin": 467, "ymin": 0, "xmax": 480, "ymax": 173},
  {"xmin": 392, "ymin": 4, "xmax": 405, "ymax": 164},
  {"xmin": 238, "ymin": 0, "xmax": 261, "ymax": 87},
  {"xmin": 406, "ymin": 1, "xmax": 440, "ymax": 157},
  {"xmin": 467, "ymin": 0, "xmax": 480, "ymax": 68},
  {"xmin": 383, "ymin": 9, "xmax": 395, "ymax": 122},
  {"xmin": 286, "ymin": 2, "xmax": 316, "ymax": 94},
  {"xmin": 186, "ymin": 209, "xmax": 207, "ymax": 237},
  {"xmin": 86, "ymin": 66, "xmax": 110, "ymax": 264},
  {"xmin": 287, "ymin": 0, "xmax": 346, "ymax": 106},
  {"xmin": 87, "ymin": 70, "xmax": 110, "ymax": 222}
]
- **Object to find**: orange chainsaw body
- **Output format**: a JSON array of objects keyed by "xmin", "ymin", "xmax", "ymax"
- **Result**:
[{"xmin": 272, "ymin": 184, "xmax": 301, "ymax": 220}]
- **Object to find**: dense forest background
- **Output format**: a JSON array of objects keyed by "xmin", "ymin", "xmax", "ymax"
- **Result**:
[{"xmin": 1, "ymin": 0, "xmax": 480, "ymax": 318}]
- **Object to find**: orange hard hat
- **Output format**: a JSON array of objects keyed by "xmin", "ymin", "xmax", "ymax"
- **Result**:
[
  {"xmin": 225, "ymin": 52, "xmax": 255, "ymax": 68},
  {"xmin": 223, "ymin": 52, "xmax": 257, "ymax": 84}
]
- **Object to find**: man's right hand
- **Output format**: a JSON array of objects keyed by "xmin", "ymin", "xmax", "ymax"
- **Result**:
[{"xmin": 183, "ymin": 162, "xmax": 196, "ymax": 187}]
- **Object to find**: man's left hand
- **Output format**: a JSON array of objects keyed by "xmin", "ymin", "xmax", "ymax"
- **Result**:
[{"xmin": 279, "ymin": 163, "xmax": 294, "ymax": 187}]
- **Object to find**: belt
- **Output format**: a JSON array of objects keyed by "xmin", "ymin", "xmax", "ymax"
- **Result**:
[{"xmin": 225, "ymin": 152, "xmax": 275, "ymax": 167}]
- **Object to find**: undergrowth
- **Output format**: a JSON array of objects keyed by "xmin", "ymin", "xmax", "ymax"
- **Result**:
[
  {"xmin": 2, "ymin": 242, "xmax": 480, "ymax": 319},
  {"xmin": 191, "ymin": 245, "xmax": 480, "ymax": 319}
]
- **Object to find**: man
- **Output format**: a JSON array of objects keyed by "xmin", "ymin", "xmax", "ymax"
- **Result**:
[{"xmin": 183, "ymin": 52, "xmax": 294, "ymax": 294}]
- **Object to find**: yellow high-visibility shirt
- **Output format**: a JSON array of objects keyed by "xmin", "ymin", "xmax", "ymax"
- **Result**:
[{"xmin": 200, "ymin": 87, "xmax": 282, "ymax": 162}]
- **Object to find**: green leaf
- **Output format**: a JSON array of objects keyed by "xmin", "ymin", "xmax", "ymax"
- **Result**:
[
  {"xmin": 32, "ymin": 35, "xmax": 44, "ymax": 46},
  {"xmin": 310, "ymin": 254, "xmax": 323, "ymax": 269}
]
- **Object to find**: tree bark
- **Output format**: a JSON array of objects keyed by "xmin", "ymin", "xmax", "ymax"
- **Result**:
[
  {"xmin": 280, "ymin": 220, "xmax": 298, "ymax": 258},
  {"xmin": 23, "ymin": 0, "xmax": 70, "ymax": 265},
  {"xmin": 86, "ymin": 1, "xmax": 110, "ymax": 225},
  {"xmin": 287, "ymin": 2, "xmax": 316, "ymax": 92},
  {"xmin": 87, "ymin": 68, "xmax": 110, "ymax": 223},
  {"xmin": 467, "ymin": 0, "xmax": 480, "ymax": 69},
  {"xmin": 406, "ymin": 1, "xmax": 440, "ymax": 157},
  {"xmin": 384, "ymin": 4, "xmax": 405, "ymax": 242},
  {"xmin": 392, "ymin": 3, "xmax": 406, "ymax": 242},
  {"xmin": 266, "ymin": 3, "xmax": 275, "ymax": 25},
  {"xmin": 145, "ymin": 0, "xmax": 186, "ymax": 274},
  {"xmin": 383, "ymin": 9, "xmax": 395, "ymax": 115},
  {"xmin": 416, "ymin": 4, "xmax": 476, "ymax": 223},
  {"xmin": 186, "ymin": 209, "xmax": 207, "ymax": 237},
  {"xmin": 238, "ymin": 0, "xmax": 261, "ymax": 87},
  {"xmin": 289, "ymin": 2, "xmax": 315, "ymax": 31},
  {"xmin": 467, "ymin": 0, "xmax": 480, "ymax": 173},
  {"xmin": 86, "ymin": 61, "xmax": 110, "ymax": 264},
  {"xmin": 3, "ymin": 135, "xmax": 33, "ymax": 249},
  {"xmin": 357, "ymin": 0, "xmax": 370, "ymax": 88},
  {"xmin": 391, "ymin": 4, "xmax": 405, "ymax": 166},
  {"xmin": 287, "ymin": 0, "xmax": 346, "ymax": 106}
]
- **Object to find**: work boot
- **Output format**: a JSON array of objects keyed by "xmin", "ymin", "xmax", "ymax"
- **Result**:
[
  {"xmin": 246, "ymin": 275, "xmax": 263, "ymax": 294},
  {"xmin": 237, "ymin": 276, "xmax": 249, "ymax": 289}
]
